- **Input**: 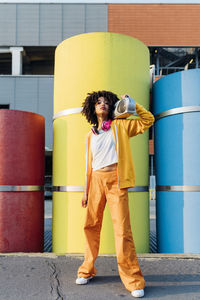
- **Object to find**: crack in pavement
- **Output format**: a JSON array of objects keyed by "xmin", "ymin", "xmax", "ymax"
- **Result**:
[{"xmin": 47, "ymin": 260, "xmax": 66, "ymax": 300}]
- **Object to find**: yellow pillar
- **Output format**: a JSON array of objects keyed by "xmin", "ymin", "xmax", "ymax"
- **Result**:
[{"xmin": 53, "ymin": 32, "xmax": 150, "ymax": 253}]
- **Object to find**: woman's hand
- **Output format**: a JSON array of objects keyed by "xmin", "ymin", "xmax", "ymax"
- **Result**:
[
  {"xmin": 82, "ymin": 194, "xmax": 88, "ymax": 208},
  {"xmin": 121, "ymin": 94, "xmax": 129, "ymax": 99}
]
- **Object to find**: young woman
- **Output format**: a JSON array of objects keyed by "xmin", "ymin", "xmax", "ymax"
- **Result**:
[{"xmin": 76, "ymin": 90, "xmax": 154, "ymax": 298}]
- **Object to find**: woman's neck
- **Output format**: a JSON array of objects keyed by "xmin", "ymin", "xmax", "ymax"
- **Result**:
[{"xmin": 97, "ymin": 116, "xmax": 108, "ymax": 130}]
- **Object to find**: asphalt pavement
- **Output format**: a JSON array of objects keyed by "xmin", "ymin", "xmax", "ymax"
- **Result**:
[{"xmin": 1, "ymin": 253, "xmax": 200, "ymax": 300}]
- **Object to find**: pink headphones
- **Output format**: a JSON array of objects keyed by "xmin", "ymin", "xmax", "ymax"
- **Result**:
[{"xmin": 91, "ymin": 120, "xmax": 111, "ymax": 135}]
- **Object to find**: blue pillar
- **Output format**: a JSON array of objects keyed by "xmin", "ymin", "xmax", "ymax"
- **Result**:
[{"xmin": 153, "ymin": 69, "xmax": 200, "ymax": 253}]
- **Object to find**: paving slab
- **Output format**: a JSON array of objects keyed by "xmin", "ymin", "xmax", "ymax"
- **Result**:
[{"xmin": 0, "ymin": 254, "xmax": 200, "ymax": 300}]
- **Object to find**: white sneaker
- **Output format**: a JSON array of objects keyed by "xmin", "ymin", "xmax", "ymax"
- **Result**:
[
  {"xmin": 76, "ymin": 276, "xmax": 93, "ymax": 285},
  {"xmin": 131, "ymin": 289, "xmax": 144, "ymax": 298}
]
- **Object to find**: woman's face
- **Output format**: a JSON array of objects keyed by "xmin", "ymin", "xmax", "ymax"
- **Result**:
[{"xmin": 95, "ymin": 97, "xmax": 109, "ymax": 118}]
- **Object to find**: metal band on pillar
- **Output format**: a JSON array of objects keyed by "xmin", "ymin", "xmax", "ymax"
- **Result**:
[
  {"xmin": 155, "ymin": 106, "xmax": 200, "ymax": 121},
  {"xmin": 129, "ymin": 186, "xmax": 149, "ymax": 192},
  {"xmin": 157, "ymin": 185, "xmax": 200, "ymax": 192},
  {"xmin": 53, "ymin": 186, "xmax": 84, "ymax": 192},
  {"xmin": 53, "ymin": 186, "xmax": 149, "ymax": 192},
  {"xmin": 0, "ymin": 185, "xmax": 44, "ymax": 192},
  {"xmin": 53, "ymin": 107, "xmax": 82, "ymax": 121}
]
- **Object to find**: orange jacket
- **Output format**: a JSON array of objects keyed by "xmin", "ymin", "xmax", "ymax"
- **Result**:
[{"xmin": 84, "ymin": 103, "xmax": 155, "ymax": 195}]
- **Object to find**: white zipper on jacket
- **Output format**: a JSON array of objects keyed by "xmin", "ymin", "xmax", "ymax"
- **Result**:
[
  {"xmin": 114, "ymin": 124, "xmax": 119, "ymax": 188},
  {"xmin": 84, "ymin": 137, "xmax": 88, "ymax": 197}
]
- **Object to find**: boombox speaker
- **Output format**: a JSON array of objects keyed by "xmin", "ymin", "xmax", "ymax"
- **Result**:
[{"xmin": 113, "ymin": 95, "xmax": 136, "ymax": 119}]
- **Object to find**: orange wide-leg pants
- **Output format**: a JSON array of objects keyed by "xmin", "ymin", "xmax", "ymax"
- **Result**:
[{"xmin": 78, "ymin": 169, "xmax": 145, "ymax": 292}]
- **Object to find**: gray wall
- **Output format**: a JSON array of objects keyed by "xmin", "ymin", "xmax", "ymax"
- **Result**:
[
  {"xmin": 0, "ymin": 75, "xmax": 54, "ymax": 149},
  {"xmin": 0, "ymin": 3, "xmax": 108, "ymax": 150},
  {"xmin": 0, "ymin": 3, "xmax": 108, "ymax": 46}
]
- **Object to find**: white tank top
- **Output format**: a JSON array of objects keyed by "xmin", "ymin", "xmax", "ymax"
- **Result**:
[{"xmin": 91, "ymin": 128, "xmax": 118, "ymax": 171}]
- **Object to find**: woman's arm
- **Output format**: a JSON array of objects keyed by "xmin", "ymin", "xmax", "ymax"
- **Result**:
[
  {"xmin": 120, "ymin": 103, "xmax": 155, "ymax": 137},
  {"xmin": 81, "ymin": 135, "xmax": 89, "ymax": 208},
  {"xmin": 82, "ymin": 133, "xmax": 92, "ymax": 208}
]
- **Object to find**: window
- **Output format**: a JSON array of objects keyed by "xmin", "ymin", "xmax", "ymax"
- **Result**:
[
  {"xmin": 0, "ymin": 53, "xmax": 12, "ymax": 75},
  {"xmin": 23, "ymin": 47, "xmax": 55, "ymax": 75},
  {"xmin": 0, "ymin": 104, "xmax": 9, "ymax": 109},
  {"xmin": 149, "ymin": 47, "xmax": 199, "ymax": 76}
]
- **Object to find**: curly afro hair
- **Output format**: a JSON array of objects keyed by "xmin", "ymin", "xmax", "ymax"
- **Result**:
[{"xmin": 82, "ymin": 90, "xmax": 119, "ymax": 126}]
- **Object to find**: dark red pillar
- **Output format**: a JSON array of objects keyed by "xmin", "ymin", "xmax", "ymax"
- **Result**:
[{"xmin": 0, "ymin": 110, "xmax": 45, "ymax": 252}]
